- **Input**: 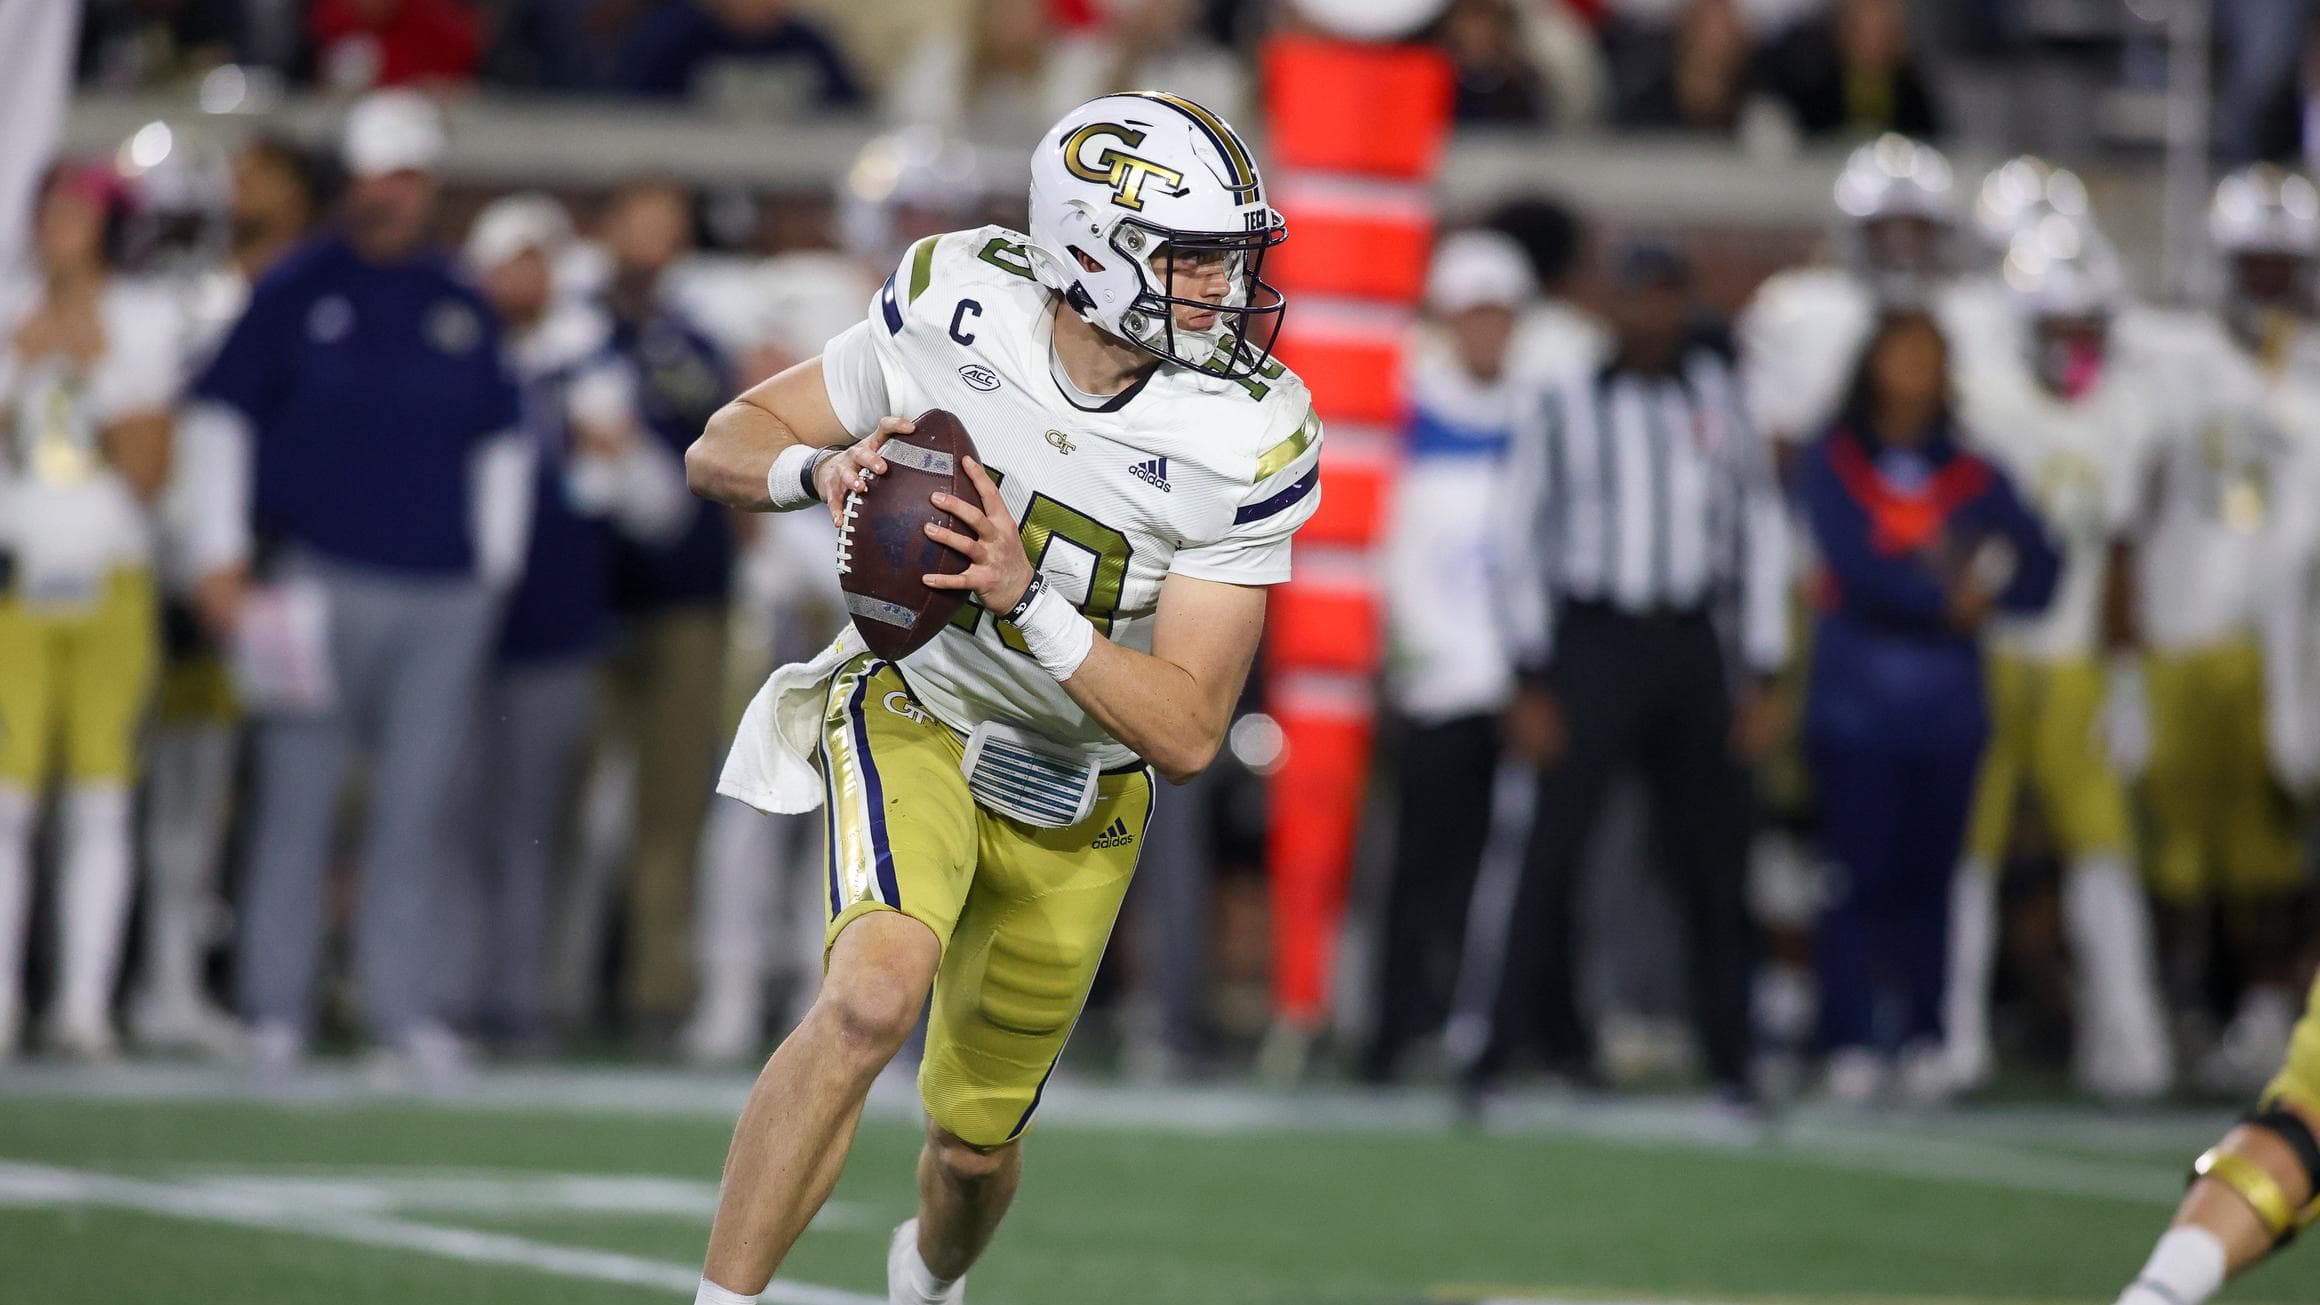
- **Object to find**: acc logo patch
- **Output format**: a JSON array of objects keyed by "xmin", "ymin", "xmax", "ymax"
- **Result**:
[
  {"xmin": 958, "ymin": 363, "xmax": 1002, "ymax": 392},
  {"xmin": 427, "ymin": 300, "xmax": 481, "ymax": 354}
]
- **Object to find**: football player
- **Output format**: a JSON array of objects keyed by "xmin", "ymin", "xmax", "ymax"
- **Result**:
[
  {"xmin": 128, "ymin": 126, "xmax": 318, "ymax": 1054},
  {"xmin": 2131, "ymin": 166, "xmax": 2320, "ymax": 1090},
  {"xmin": 1948, "ymin": 221, "xmax": 2173, "ymax": 1101},
  {"xmin": 684, "ymin": 94, "xmax": 1318, "ymax": 1305},
  {"xmin": 2115, "ymin": 978, "xmax": 2320, "ymax": 1305},
  {"xmin": 1738, "ymin": 134, "xmax": 1989, "ymax": 457}
]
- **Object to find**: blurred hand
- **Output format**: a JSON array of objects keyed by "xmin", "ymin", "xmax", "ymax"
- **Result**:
[
  {"xmin": 571, "ymin": 416, "xmax": 638, "ymax": 462},
  {"xmin": 1945, "ymin": 581, "xmax": 1994, "ymax": 633},
  {"xmin": 1507, "ymin": 686, "xmax": 1565, "ymax": 768},
  {"xmin": 1729, "ymin": 681, "xmax": 1786, "ymax": 763},
  {"xmin": 192, "ymin": 566, "xmax": 248, "ymax": 642}
]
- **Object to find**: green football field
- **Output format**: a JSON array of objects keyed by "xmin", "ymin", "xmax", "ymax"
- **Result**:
[{"xmin": 3, "ymin": 1065, "xmax": 2316, "ymax": 1305}]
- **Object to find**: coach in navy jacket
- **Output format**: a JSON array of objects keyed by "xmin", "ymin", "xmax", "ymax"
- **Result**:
[
  {"xmin": 1796, "ymin": 310, "xmax": 2058, "ymax": 1094},
  {"xmin": 189, "ymin": 92, "xmax": 527, "ymax": 1075}
]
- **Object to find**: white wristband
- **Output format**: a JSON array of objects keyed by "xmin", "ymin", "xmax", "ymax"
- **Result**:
[
  {"xmin": 1013, "ymin": 579, "xmax": 1096, "ymax": 680},
  {"xmin": 766, "ymin": 443, "xmax": 827, "ymax": 512},
  {"xmin": 694, "ymin": 1279, "xmax": 757, "ymax": 1305}
]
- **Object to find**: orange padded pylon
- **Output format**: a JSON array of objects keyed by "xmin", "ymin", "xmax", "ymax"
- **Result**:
[{"xmin": 1260, "ymin": 35, "xmax": 1452, "ymax": 1034}]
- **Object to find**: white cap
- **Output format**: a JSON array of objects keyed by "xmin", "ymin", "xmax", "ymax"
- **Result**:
[
  {"xmin": 342, "ymin": 89, "xmax": 447, "ymax": 177},
  {"xmin": 465, "ymin": 192, "xmax": 573, "ymax": 271},
  {"xmin": 1428, "ymin": 230, "xmax": 1535, "ymax": 315}
]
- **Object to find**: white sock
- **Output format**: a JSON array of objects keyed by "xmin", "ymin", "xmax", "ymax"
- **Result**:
[
  {"xmin": 2064, "ymin": 855, "xmax": 2174, "ymax": 1094},
  {"xmin": 141, "ymin": 726, "xmax": 235, "ymax": 1005},
  {"xmin": 1942, "ymin": 861, "xmax": 1998, "ymax": 1080},
  {"xmin": 56, "ymin": 784, "xmax": 134, "ymax": 1030},
  {"xmin": 0, "ymin": 785, "xmax": 34, "ymax": 1043},
  {"xmin": 903, "ymin": 1235, "xmax": 957, "ymax": 1296},
  {"xmin": 2117, "ymin": 1226, "xmax": 2226, "ymax": 1305},
  {"xmin": 693, "ymin": 1279, "xmax": 756, "ymax": 1305}
]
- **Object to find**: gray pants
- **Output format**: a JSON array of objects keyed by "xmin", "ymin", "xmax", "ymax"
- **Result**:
[
  {"xmin": 439, "ymin": 656, "xmax": 597, "ymax": 1039},
  {"xmin": 236, "ymin": 558, "xmax": 494, "ymax": 1039}
]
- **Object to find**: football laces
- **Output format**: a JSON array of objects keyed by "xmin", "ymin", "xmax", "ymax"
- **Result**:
[{"xmin": 835, "ymin": 488, "xmax": 861, "ymax": 576}]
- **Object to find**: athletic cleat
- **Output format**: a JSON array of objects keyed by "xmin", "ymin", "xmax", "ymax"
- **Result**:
[
  {"xmin": 130, "ymin": 991, "xmax": 247, "ymax": 1057},
  {"xmin": 887, "ymin": 1219, "xmax": 964, "ymax": 1305}
]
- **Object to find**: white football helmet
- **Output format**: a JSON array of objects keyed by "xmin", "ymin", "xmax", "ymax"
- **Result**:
[
  {"xmin": 113, "ymin": 119, "xmax": 232, "ymax": 274},
  {"xmin": 1027, "ymin": 92, "xmax": 1287, "ymax": 379},
  {"xmin": 2210, "ymin": 164, "xmax": 2320, "ymax": 257},
  {"xmin": 1832, "ymin": 134, "xmax": 1957, "ymax": 301},
  {"xmin": 2002, "ymin": 214, "xmax": 2123, "ymax": 398},
  {"xmin": 1973, "ymin": 155, "xmax": 2090, "ymax": 257}
]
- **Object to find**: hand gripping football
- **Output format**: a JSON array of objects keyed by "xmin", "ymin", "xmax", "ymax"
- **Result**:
[{"xmin": 837, "ymin": 409, "xmax": 980, "ymax": 660}]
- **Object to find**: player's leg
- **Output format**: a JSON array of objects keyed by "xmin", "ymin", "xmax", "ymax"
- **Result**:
[
  {"xmin": 134, "ymin": 650, "xmax": 243, "ymax": 1051},
  {"xmin": 352, "ymin": 579, "xmax": 492, "ymax": 1055},
  {"xmin": 2141, "ymin": 647, "xmax": 2219, "ymax": 1039},
  {"xmin": 0, "ymin": 592, "xmax": 57, "ymax": 1060},
  {"xmin": 49, "ymin": 569, "xmax": 159, "ymax": 1057},
  {"xmin": 2116, "ymin": 973, "xmax": 2320, "ymax": 1305},
  {"xmin": 897, "ymin": 766, "xmax": 1157, "ymax": 1300},
  {"xmin": 2207, "ymin": 640, "xmax": 2307, "ymax": 1088},
  {"xmin": 1636, "ymin": 621, "xmax": 1752, "ymax": 1096},
  {"xmin": 483, "ymin": 658, "xmax": 596, "ymax": 1046},
  {"xmin": 1808, "ymin": 736, "xmax": 1905, "ymax": 1100},
  {"xmin": 698, "ymin": 656, "xmax": 977, "ymax": 1301},
  {"xmin": 1944, "ymin": 654, "xmax": 2028, "ymax": 1091},
  {"xmin": 2038, "ymin": 656, "xmax": 2170, "ymax": 1099}
]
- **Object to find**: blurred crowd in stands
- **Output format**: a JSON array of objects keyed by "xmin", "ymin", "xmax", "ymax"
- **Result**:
[
  {"xmin": 68, "ymin": 0, "xmax": 2320, "ymax": 160},
  {"xmin": 10, "ymin": 3, "xmax": 2320, "ymax": 1117}
]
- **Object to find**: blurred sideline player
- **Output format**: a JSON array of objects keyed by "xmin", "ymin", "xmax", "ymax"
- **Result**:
[
  {"xmin": 2131, "ymin": 166, "xmax": 2320, "ymax": 1089},
  {"xmin": 0, "ymin": 163, "xmax": 179, "ymax": 1060},
  {"xmin": 685, "ymin": 93, "xmax": 1318, "ymax": 1304},
  {"xmin": 130, "ymin": 128, "xmax": 324, "ymax": 1053},
  {"xmin": 1738, "ymin": 135, "xmax": 1991, "ymax": 456},
  {"xmin": 447, "ymin": 194, "xmax": 691, "ymax": 1049},
  {"xmin": 1949, "ymin": 215, "xmax": 2173, "ymax": 1100},
  {"xmin": 2114, "ymin": 976, "xmax": 2320, "ymax": 1305},
  {"xmin": 681, "ymin": 129, "xmax": 981, "ymax": 1065}
]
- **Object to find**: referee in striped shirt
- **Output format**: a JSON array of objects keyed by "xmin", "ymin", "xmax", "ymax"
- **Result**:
[{"xmin": 1470, "ymin": 240, "xmax": 1789, "ymax": 1102}]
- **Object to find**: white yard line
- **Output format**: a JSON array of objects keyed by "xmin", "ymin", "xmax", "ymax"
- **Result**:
[{"xmin": 0, "ymin": 1161, "xmax": 883, "ymax": 1305}]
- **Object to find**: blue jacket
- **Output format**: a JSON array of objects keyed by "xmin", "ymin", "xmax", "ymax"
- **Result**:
[
  {"xmin": 605, "ymin": 306, "xmax": 732, "ymax": 612},
  {"xmin": 1798, "ymin": 422, "xmax": 2059, "ymax": 749},
  {"xmin": 195, "ymin": 235, "xmax": 520, "ymax": 576}
]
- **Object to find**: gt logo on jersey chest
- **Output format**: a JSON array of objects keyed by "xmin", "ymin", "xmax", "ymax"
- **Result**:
[{"xmin": 1044, "ymin": 429, "xmax": 1077, "ymax": 455}]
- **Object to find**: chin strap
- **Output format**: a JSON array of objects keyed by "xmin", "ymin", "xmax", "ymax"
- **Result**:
[{"xmin": 2191, "ymin": 1106, "xmax": 2320, "ymax": 1245}]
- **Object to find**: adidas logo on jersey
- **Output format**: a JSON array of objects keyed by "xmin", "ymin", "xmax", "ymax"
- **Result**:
[
  {"xmin": 1091, "ymin": 816, "xmax": 1137, "ymax": 849},
  {"xmin": 1129, "ymin": 457, "xmax": 1173, "ymax": 493}
]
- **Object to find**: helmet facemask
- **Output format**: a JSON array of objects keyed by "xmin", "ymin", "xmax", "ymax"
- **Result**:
[{"xmin": 1098, "ymin": 215, "xmax": 1287, "ymax": 380}]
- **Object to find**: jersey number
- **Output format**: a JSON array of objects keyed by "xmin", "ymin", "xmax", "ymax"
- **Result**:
[{"xmin": 946, "ymin": 465, "xmax": 1135, "ymax": 649}]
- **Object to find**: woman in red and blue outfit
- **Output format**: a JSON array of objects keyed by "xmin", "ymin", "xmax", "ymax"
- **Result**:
[{"xmin": 1797, "ymin": 310, "xmax": 2059, "ymax": 1103}]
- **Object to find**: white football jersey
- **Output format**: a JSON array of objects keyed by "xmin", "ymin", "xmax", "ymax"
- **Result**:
[
  {"xmin": 719, "ymin": 225, "xmax": 1321, "ymax": 809},
  {"xmin": 1736, "ymin": 265, "xmax": 2003, "ymax": 446},
  {"xmin": 1957, "ymin": 342, "xmax": 2161, "ymax": 661},
  {"xmin": 2121, "ymin": 307, "xmax": 2299, "ymax": 652}
]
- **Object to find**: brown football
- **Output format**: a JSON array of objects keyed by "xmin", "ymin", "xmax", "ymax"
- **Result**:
[{"xmin": 838, "ymin": 408, "xmax": 980, "ymax": 661}]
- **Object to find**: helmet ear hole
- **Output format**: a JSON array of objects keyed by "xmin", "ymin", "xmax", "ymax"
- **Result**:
[{"xmin": 1069, "ymin": 245, "xmax": 1106, "ymax": 274}]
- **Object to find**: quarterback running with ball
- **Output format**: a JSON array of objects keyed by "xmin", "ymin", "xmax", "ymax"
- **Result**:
[{"xmin": 681, "ymin": 94, "xmax": 1320, "ymax": 1305}]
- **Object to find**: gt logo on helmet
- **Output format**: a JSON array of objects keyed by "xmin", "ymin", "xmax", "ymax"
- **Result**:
[{"xmin": 1061, "ymin": 122, "xmax": 1187, "ymax": 213}]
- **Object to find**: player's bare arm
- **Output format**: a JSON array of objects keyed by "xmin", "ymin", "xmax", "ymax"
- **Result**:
[
  {"xmin": 922, "ymin": 454, "xmax": 1264, "ymax": 782},
  {"xmin": 686, "ymin": 356, "xmax": 912, "ymax": 520}
]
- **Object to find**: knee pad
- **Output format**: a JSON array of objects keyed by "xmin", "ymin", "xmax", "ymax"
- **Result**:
[{"xmin": 2192, "ymin": 1106, "xmax": 2320, "ymax": 1245}]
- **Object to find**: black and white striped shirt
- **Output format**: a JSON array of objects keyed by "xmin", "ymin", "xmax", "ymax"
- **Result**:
[{"xmin": 1493, "ymin": 347, "xmax": 1790, "ymax": 677}]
